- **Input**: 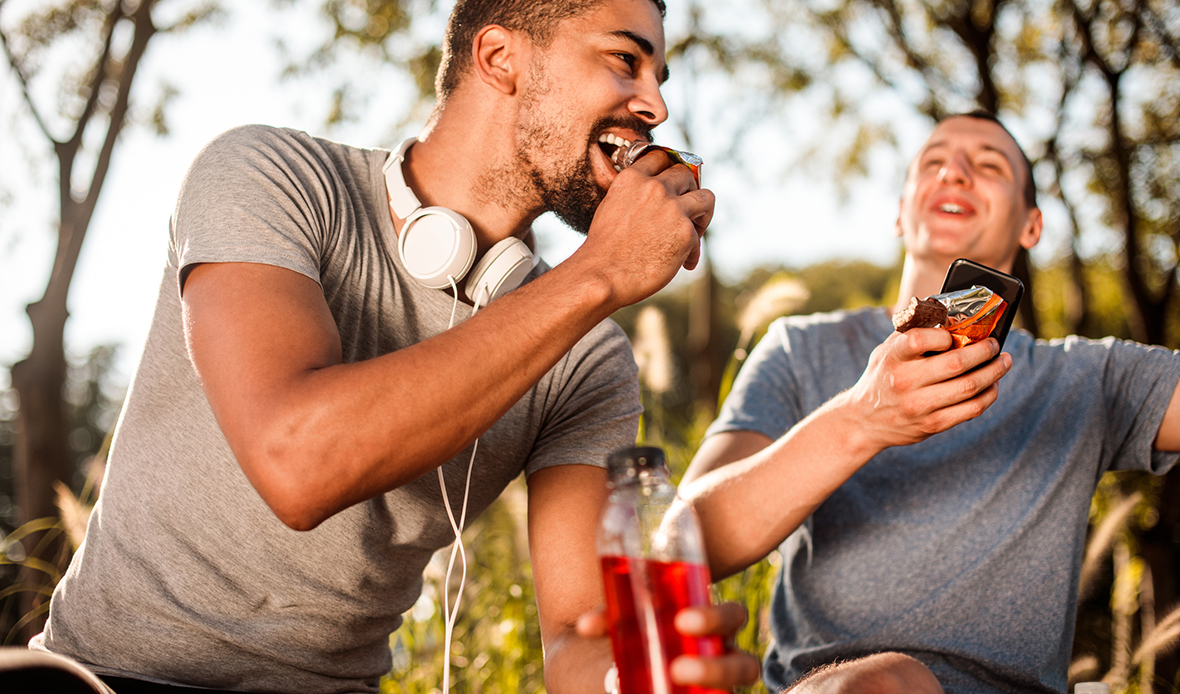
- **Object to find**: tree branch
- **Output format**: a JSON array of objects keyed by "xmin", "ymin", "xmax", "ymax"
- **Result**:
[{"xmin": 0, "ymin": 1, "xmax": 56, "ymax": 143}]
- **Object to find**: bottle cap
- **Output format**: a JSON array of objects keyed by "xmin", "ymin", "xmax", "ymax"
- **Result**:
[
  {"xmin": 606, "ymin": 446, "xmax": 667, "ymax": 475},
  {"xmin": 1074, "ymin": 683, "xmax": 1110, "ymax": 694}
]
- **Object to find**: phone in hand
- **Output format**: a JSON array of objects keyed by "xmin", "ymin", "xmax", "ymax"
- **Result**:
[{"xmin": 939, "ymin": 258, "xmax": 1024, "ymax": 351}]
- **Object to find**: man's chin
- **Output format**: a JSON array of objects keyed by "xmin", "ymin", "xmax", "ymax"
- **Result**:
[
  {"xmin": 552, "ymin": 208, "xmax": 596, "ymax": 236},
  {"xmin": 547, "ymin": 186, "xmax": 604, "ymax": 236}
]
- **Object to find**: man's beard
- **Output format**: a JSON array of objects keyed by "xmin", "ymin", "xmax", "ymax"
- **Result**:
[
  {"xmin": 515, "ymin": 115, "xmax": 653, "ymax": 236},
  {"xmin": 515, "ymin": 124, "xmax": 604, "ymax": 236}
]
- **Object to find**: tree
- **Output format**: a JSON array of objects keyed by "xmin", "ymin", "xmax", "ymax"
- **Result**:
[{"xmin": 0, "ymin": 0, "xmax": 216, "ymax": 640}]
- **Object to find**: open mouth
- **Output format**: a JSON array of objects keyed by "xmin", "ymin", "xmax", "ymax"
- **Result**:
[
  {"xmin": 935, "ymin": 200, "xmax": 976, "ymax": 216},
  {"xmin": 597, "ymin": 133, "xmax": 643, "ymax": 172}
]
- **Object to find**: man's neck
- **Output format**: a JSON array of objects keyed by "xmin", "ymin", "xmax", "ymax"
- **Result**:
[
  {"xmin": 398, "ymin": 106, "xmax": 543, "ymax": 255},
  {"xmin": 891, "ymin": 255, "xmax": 951, "ymax": 315}
]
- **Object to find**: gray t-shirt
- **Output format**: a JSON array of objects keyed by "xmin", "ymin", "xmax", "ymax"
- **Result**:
[
  {"xmin": 706, "ymin": 307, "xmax": 1180, "ymax": 694},
  {"xmin": 32, "ymin": 125, "xmax": 641, "ymax": 693}
]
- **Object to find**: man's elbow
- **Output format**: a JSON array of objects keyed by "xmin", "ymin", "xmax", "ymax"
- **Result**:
[{"xmin": 236, "ymin": 440, "xmax": 335, "ymax": 531}]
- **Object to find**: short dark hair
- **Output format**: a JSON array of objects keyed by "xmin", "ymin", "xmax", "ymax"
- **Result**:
[
  {"xmin": 945, "ymin": 110, "xmax": 1038, "ymax": 209},
  {"xmin": 435, "ymin": 0, "xmax": 667, "ymax": 102}
]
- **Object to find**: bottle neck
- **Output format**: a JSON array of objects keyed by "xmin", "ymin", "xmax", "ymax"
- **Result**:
[{"xmin": 608, "ymin": 466, "xmax": 671, "ymax": 490}]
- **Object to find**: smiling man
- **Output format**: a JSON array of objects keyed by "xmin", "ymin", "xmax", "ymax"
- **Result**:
[
  {"xmin": 681, "ymin": 111, "xmax": 1180, "ymax": 694},
  {"xmin": 27, "ymin": 1, "xmax": 760, "ymax": 693}
]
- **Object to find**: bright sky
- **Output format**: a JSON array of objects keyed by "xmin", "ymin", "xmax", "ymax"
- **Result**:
[{"xmin": 0, "ymin": 1, "xmax": 1011, "ymax": 389}]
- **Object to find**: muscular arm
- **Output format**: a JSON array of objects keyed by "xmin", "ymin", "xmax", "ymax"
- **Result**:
[
  {"xmin": 682, "ymin": 329, "xmax": 1012, "ymax": 579},
  {"xmin": 183, "ymin": 154, "xmax": 710, "ymax": 531}
]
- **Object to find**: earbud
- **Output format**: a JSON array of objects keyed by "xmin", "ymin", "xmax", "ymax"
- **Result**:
[{"xmin": 384, "ymin": 138, "xmax": 535, "ymax": 300}]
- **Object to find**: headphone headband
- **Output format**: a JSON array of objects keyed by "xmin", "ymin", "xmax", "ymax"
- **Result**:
[{"xmin": 383, "ymin": 138, "xmax": 423, "ymax": 220}]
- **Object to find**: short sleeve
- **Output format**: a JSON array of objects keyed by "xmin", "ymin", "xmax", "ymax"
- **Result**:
[
  {"xmin": 1092, "ymin": 336, "xmax": 1180, "ymax": 473},
  {"xmin": 170, "ymin": 125, "xmax": 335, "ymax": 292},
  {"xmin": 707, "ymin": 319, "xmax": 804, "ymax": 442}
]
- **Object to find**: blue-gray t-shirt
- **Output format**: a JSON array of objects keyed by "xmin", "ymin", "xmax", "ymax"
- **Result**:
[{"xmin": 705, "ymin": 308, "xmax": 1180, "ymax": 694}]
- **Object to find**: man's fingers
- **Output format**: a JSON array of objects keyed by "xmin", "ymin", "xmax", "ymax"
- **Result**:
[
  {"xmin": 893, "ymin": 327, "xmax": 955, "ymax": 359},
  {"xmin": 626, "ymin": 147, "xmax": 678, "ymax": 177},
  {"xmin": 670, "ymin": 652, "xmax": 761, "ymax": 688},
  {"xmin": 674, "ymin": 602, "xmax": 748, "ymax": 637},
  {"xmin": 895, "ymin": 332, "xmax": 1002, "ymax": 380},
  {"xmin": 687, "ymin": 188, "xmax": 715, "ymax": 229},
  {"xmin": 923, "ymin": 352, "xmax": 1011, "ymax": 426}
]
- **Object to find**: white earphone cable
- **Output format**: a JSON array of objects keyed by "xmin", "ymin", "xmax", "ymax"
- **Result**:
[{"xmin": 438, "ymin": 276, "xmax": 486, "ymax": 693}]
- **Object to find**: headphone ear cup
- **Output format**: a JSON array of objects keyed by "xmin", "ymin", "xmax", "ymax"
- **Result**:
[
  {"xmin": 397, "ymin": 207, "xmax": 477, "ymax": 289},
  {"xmin": 464, "ymin": 237, "xmax": 535, "ymax": 306}
]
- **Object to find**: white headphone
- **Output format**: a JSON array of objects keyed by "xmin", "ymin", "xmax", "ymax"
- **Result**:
[{"xmin": 383, "ymin": 138, "xmax": 536, "ymax": 307}]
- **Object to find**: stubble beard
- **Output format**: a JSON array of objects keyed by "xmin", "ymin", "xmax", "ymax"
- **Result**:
[
  {"xmin": 510, "ymin": 62, "xmax": 651, "ymax": 236},
  {"xmin": 514, "ymin": 112, "xmax": 606, "ymax": 236}
]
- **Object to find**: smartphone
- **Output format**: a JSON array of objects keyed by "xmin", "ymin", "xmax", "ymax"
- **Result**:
[{"xmin": 938, "ymin": 258, "xmax": 1024, "ymax": 351}]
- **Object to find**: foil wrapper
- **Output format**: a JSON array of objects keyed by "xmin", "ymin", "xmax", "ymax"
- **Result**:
[
  {"xmin": 932, "ymin": 285, "xmax": 1007, "ymax": 348},
  {"xmin": 615, "ymin": 140, "xmax": 703, "ymax": 187}
]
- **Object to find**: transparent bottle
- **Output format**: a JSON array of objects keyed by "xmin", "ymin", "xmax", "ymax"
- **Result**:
[{"xmin": 597, "ymin": 446, "xmax": 724, "ymax": 694}]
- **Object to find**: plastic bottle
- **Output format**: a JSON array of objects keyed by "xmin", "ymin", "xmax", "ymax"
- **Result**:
[
  {"xmin": 1074, "ymin": 683, "xmax": 1111, "ymax": 694},
  {"xmin": 597, "ymin": 446, "xmax": 724, "ymax": 694}
]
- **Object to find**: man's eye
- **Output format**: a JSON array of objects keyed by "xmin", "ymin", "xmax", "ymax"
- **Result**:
[{"xmin": 614, "ymin": 53, "xmax": 636, "ymax": 69}]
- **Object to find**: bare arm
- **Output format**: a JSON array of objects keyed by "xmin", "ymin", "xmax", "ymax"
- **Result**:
[
  {"xmin": 182, "ymin": 154, "xmax": 710, "ymax": 530},
  {"xmin": 528, "ymin": 465, "xmax": 613, "ymax": 694},
  {"xmin": 1154, "ymin": 377, "xmax": 1180, "ymax": 451},
  {"xmin": 682, "ymin": 329, "xmax": 1013, "ymax": 580}
]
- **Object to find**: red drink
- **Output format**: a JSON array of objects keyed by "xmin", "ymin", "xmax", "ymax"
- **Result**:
[{"xmin": 601, "ymin": 555, "xmax": 725, "ymax": 694}]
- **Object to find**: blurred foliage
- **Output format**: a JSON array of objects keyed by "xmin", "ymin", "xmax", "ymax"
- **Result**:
[
  {"xmin": 381, "ymin": 479, "xmax": 545, "ymax": 693},
  {"xmin": 0, "ymin": 345, "xmax": 123, "ymax": 538},
  {"xmin": 0, "ymin": 345, "xmax": 122, "ymax": 644}
]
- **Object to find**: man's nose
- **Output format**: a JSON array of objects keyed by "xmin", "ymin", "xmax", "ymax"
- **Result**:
[
  {"xmin": 938, "ymin": 152, "xmax": 972, "ymax": 187},
  {"xmin": 630, "ymin": 75, "xmax": 668, "ymax": 127}
]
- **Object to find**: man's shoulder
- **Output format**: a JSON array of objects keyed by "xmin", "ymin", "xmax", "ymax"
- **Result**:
[{"xmin": 193, "ymin": 124, "xmax": 379, "ymax": 173}]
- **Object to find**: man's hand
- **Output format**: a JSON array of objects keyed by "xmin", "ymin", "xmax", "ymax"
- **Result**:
[
  {"xmin": 575, "ymin": 602, "xmax": 761, "ymax": 691},
  {"xmin": 571, "ymin": 150, "xmax": 714, "ymax": 310},
  {"xmin": 841, "ymin": 328, "xmax": 1012, "ymax": 453}
]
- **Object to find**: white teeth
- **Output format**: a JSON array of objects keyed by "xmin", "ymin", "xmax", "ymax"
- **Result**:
[
  {"xmin": 598, "ymin": 133, "xmax": 633, "ymax": 173},
  {"xmin": 940, "ymin": 203, "xmax": 965, "ymax": 214},
  {"xmin": 597, "ymin": 133, "xmax": 632, "ymax": 149}
]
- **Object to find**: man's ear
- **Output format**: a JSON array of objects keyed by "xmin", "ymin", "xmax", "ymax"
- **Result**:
[
  {"xmin": 1019, "ymin": 207, "xmax": 1043, "ymax": 250},
  {"xmin": 472, "ymin": 24, "xmax": 522, "ymax": 95}
]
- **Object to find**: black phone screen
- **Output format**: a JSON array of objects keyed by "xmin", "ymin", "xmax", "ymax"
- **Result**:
[{"xmin": 938, "ymin": 258, "xmax": 1025, "ymax": 351}]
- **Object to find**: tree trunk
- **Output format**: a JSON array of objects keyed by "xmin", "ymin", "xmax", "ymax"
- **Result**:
[
  {"xmin": 687, "ymin": 257, "xmax": 723, "ymax": 420},
  {"xmin": 1139, "ymin": 469, "xmax": 1180, "ymax": 688},
  {"xmin": 10, "ymin": 298, "xmax": 72, "ymax": 642}
]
